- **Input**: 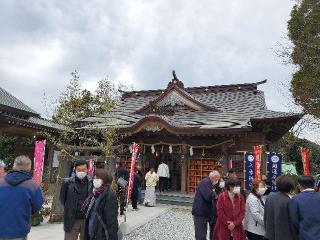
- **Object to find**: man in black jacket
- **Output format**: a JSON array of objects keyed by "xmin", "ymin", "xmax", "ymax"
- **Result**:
[
  {"xmin": 131, "ymin": 167, "xmax": 142, "ymax": 210},
  {"xmin": 60, "ymin": 160, "xmax": 93, "ymax": 240},
  {"xmin": 115, "ymin": 161, "xmax": 129, "ymax": 215}
]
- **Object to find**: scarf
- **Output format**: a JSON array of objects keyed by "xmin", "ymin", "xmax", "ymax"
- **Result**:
[{"xmin": 81, "ymin": 184, "xmax": 105, "ymax": 214}]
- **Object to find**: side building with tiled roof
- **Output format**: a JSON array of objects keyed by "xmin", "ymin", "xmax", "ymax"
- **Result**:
[
  {"xmin": 0, "ymin": 87, "xmax": 65, "ymax": 136},
  {"xmin": 0, "ymin": 87, "xmax": 66, "ymax": 180},
  {"xmin": 78, "ymin": 72, "xmax": 302, "ymax": 193}
]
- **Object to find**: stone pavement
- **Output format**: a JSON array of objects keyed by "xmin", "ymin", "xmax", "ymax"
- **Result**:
[
  {"xmin": 125, "ymin": 208, "xmax": 194, "ymax": 240},
  {"xmin": 29, "ymin": 204, "xmax": 173, "ymax": 240}
]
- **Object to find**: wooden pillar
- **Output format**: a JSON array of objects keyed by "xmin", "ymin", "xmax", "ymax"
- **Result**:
[
  {"xmin": 181, "ymin": 164, "xmax": 187, "ymax": 193},
  {"xmin": 221, "ymin": 144, "xmax": 229, "ymax": 173},
  {"xmin": 50, "ymin": 156, "xmax": 71, "ymax": 222},
  {"xmin": 43, "ymin": 145, "xmax": 54, "ymax": 196}
]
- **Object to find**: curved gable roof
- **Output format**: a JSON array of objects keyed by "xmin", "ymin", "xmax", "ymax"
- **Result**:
[{"xmin": 135, "ymin": 82, "xmax": 218, "ymax": 114}]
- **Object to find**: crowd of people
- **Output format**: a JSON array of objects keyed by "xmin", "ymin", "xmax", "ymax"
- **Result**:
[
  {"xmin": 0, "ymin": 157, "xmax": 147, "ymax": 240},
  {"xmin": 192, "ymin": 169, "xmax": 320, "ymax": 240},
  {"xmin": 3, "ymin": 155, "xmax": 320, "ymax": 240}
]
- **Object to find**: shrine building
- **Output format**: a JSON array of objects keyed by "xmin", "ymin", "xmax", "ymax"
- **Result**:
[{"xmin": 79, "ymin": 72, "xmax": 302, "ymax": 193}]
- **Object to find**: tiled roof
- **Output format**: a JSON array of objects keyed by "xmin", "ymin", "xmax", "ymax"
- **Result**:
[
  {"xmin": 0, "ymin": 87, "xmax": 66, "ymax": 131},
  {"xmin": 80, "ymin": 86, "xmax": 301, "ymax": 131},
  {"xmin": 27, "ymin": 117, "xmax": 67, "ymax": 131},
  {"xmin": 0, "ymin": 87, "xmax": 39, "ymax": 115}
]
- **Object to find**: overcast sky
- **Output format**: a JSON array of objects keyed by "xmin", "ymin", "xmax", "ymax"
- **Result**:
[{"xmin": 1, "ymin": 0, "xmax": 315, "ymax": 141}]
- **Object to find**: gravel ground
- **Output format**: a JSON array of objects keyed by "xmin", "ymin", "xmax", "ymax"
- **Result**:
[{"xmin": 124, "ymin": 208, "xmax": 195, "ymax": 240}]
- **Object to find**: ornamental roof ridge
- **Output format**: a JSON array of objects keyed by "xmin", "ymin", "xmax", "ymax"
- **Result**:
[
  {"xmin": 121, "ymin": 79, "xmax": 267, "ymax": 98},
  {"xmin": 134, "ymin": 72, "xmax": 219, "ymax": 114}
]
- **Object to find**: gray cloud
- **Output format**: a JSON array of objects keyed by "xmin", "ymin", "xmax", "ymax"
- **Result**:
[{"xmin": 1, "ymin": 0, "xmax": 315, "ymax": 140}]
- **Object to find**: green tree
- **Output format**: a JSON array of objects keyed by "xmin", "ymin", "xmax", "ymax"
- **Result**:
[
  {"xmin": 289, "ymin": 143, "xmax": 304, "ymax": 175},
  {"xmin": 49, "ymin": 71, "xmax": 120, "ymax": 154},
  {"xmin": 310, "ymin": 143, "xmax": 320, "ymax": 175},
  {"xmin": 288, "ymin": 0, "xmax": 320, "ymax": 118},
  {"xmin": 0, "ymin": 136, "xmax": 16, "ymax": 169},
  {"xmin": 270, "ymin": 131, "xmax": 320, "ymax": 175}
]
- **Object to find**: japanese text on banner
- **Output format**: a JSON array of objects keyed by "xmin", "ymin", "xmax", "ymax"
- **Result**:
[
  {"xmin": 245, "ymin": 152, "xmax": 255, "ymax": 190},
  {"xmin": 267, "ymin": 153, "xmax": 282, "ymax": 191},
  {"xmin": 254, "ymin": 146, "xmax": 262, "ymax": 180}
]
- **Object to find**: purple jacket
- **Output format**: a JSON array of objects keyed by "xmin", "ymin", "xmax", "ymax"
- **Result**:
[{"xmin": 192, "ymin": 177, "xmax": 216, "ymax": 217}]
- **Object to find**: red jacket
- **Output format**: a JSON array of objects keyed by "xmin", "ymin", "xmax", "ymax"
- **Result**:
[{"xmin": 213, "ymin": 191, "xmax": 246, "ymax": 240}]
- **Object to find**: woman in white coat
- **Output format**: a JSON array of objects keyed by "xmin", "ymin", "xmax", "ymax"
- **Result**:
[
  {"xmin": 244, "ymin": 179, "xmax": 267, "ymax": 240},
  {"xmin": 144, "ymin": 168, "xmax": 159, "ymax": 207}
]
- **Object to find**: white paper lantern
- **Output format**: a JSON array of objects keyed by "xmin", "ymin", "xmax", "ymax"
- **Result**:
[
  {"xmin": 169, "ymin": 145, "xmax": 173, "ymax": 154},
  {"xmin": 151, "ymin": 145, "xmax": 155, "ymax": 154},
  {"xmin": 190, "ymin": 147, "xmax": 194, "ymax": 156}
]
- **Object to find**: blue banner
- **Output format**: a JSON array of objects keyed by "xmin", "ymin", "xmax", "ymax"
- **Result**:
[
  {"xmin": 245, "ymin": 152, "xmax": 255, "ymax": 190},
  {"xmin": 267, "ymin": 153, "xmax": 282, "ymax": 191}
]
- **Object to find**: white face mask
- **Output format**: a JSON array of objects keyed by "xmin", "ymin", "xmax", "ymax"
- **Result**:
[
  {"xmin": 93, "ymin": 179, "xmax": 103, "ymax": 189},
  {"xmin": 258, "ymin": 187, "xmax": 266, "ymax": 196},
  {"xmin": 233, "ymin": 186, "xmax": 241, "ymax": 194},
  {"xmin": 219, "ymin": 181, "xmax": 225, "ymax": 189},
  {"xmin": 76, "ymin": 171, "xmax": 87, "ymax": 180},
  {"xmin": 213, "ymin": 180, "xmax": 219, "ymax": 185}
]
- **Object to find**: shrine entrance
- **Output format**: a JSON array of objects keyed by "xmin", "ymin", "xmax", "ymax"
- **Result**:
[{"xmin": 142, "ymin": 152, "xmax": 182, "ymax": 192}]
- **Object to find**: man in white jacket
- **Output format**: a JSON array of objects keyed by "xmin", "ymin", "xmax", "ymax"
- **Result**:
[{"xmin": 157, "ymin": 161, "xmax": 170, "ymax": 192}]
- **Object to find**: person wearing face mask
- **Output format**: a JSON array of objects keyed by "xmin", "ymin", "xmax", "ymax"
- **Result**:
[
  {"xmin": 213, "ymin": 178, "xmax": 246, "ymax": 240},
  {"xmin": 83, "ymin": 169, "xmax": 119, "ymax": 240},
  {"xmin": 244, "ymin": 180, "xmax": 266, "ymax": 240},
  {"xmin": 192, "ymin": 170, "xmax": 221, "ymax": 240},
  {"xmin": 209, "ymin": 175, "xmax": 224, "ymax": 240},
  {"xmin": 60, "ymin": 160, "xmax": 93, "ymax": 240}
]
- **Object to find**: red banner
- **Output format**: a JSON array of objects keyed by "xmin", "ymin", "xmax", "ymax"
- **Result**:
[
  {"xmin": 33, "ymin": 140, "xmax": 46, "ymax": 185},
  {"xmin": 88, "ymin": 160, "xmax": 95, "ymax": 177},
  {"xmin": 228, "ymin": 159, "xmax": 233, "ymax": 169},
  {"xmin": 127, "ymin": 143, "xmax": 139, "ymax": 200},
  {"xmin": 254, "ymin": 146, "xmax": 262, "ymax": 180},
  {"xmin": 301, "ymin": 147, "xmax": 310, "ymax": 176}
]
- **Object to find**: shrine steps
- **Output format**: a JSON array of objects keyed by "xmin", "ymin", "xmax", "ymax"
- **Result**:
[{"xmin": 141, "ymin": 191, "xmax": 195, "ymax": 207}]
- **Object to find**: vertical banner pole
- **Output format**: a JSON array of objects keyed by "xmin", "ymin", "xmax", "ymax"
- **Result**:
[
  {"xmin": 301, "ymin": 147, "xmax": 310, "ymax": 176},
  {"xmin": 254, "ymin": 146, "xmax": 262, "ymax": 180},
  {"xmin": 125, "ymin": 143, "xmax": 139, "ymax": 222},
  {"xmin": 243, "ymin": 152, "xmax": 246, "ymax": 190},
  {"xmin": 245, "ymin": 152, "xmax": 255, "ymax": 191},
  {"xmin": 33, "ymin": 140, "xmax": 46, "ymax": 185},
  {"xmin": 88, "ymin": 160, "xmax": 95, "ymax": 177},
  {"xmin": 267, "ymin": 152, "xmax": 282, "ymax": 191}
]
